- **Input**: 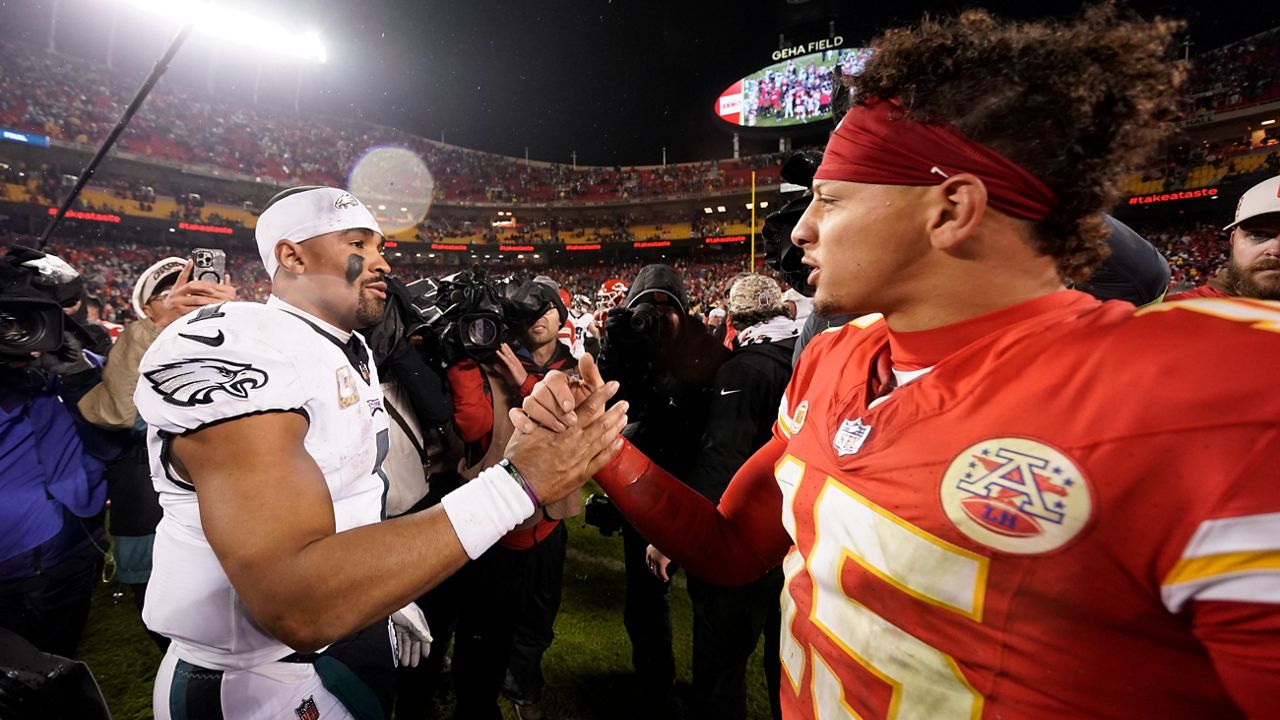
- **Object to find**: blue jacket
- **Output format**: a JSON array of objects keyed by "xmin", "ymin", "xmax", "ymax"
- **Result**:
[{"xmin": 0, "ymin": 364, "xmax": 121, "ymax": 578}]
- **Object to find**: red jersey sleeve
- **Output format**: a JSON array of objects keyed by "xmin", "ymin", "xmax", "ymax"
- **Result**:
[
  {"xmin": 518, "ymin": 374, "xmax": 539, "ymax": 398},
  {"xmin": 1189, "ymin": 600, "xmax": 1280, "ymax": 716},
  {"xmin": 1154, "ymin": 396, "xmax": 1280, "ymax": 716},
  {"xmin": 595, "ymin": 436, "xmax": 792, "ymax": 586},
  {"xmin": 446, "ymin": 360, "xmax": 494, "ymax": 444}
]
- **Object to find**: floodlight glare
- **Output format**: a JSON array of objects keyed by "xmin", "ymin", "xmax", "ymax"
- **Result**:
[{"xmin": 123, "ymin": 0, "xmax": 327, "ymax": 63}]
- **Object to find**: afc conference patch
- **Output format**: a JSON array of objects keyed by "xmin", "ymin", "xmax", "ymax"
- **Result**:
[
  {"xmin": 939, "ymin": 437, "xmax": 1092, "ymax": 554},
  {"xmin": 832, "ymin": 418, "xmax": 872, "ymax": 456}
]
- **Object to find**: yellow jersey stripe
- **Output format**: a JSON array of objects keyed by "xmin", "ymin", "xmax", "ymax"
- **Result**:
[{"xmin": 1164, "ymin": 550, "xmax": 1280, "ymax": 586}]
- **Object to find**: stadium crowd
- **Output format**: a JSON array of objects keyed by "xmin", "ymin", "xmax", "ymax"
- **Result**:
[
  {"xmin": 0, "ymin": 39, "xmax": 784, "ymax": 205},
  {"xmin": 4, "ymin": 12, "xmax": 1280, "ymax": 720},
  {"xmin": 2, "ymin": 207, "xmax": 1234, "ymax": 330},
  {"xmin": 1183, "ymin": 25, "xmax": 1280, "ymax": 114},
  {"xmin": 4, "ymin": 23, "xmax": 1280, "ymax": 211},
  {"xmin": 1, "ymin": 230, "xmax": 765, "ymax": 323}
]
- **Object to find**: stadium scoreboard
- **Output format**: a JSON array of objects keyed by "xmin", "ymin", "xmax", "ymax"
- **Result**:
[{"xmin": 714, "ymin": 47, "xmax": 873, "ymax": 129}]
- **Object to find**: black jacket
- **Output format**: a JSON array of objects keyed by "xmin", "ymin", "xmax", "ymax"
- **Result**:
[
  {"xmin": 608, "ymin": 265, "xmax": 728, "ymax": 479},
  {"xmin": 687, "ymin": 335, "xmax": 796, "ymax": 503}
]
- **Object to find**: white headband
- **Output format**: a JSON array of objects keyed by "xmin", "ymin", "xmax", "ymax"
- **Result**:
[{"xmin": 255, "ymin": 187, "xmax": 383, "ymax": 278}]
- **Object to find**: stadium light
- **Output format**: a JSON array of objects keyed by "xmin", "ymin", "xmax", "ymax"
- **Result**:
[
  {"xmin": 759, "ymin": 201, "xmax": 769, "ymax": 209},
  {"xmin": 120, "ymin": 0, "xmax": 327, "ymax": 63},
  {"xmin": 716, "ymin": 206, "xmax": 726, "ymax": 213},
  {"xmin": 1262, "ymin": 119, "xmax": 1276, "ymax": 126},
  {"xmin": 703, "ymin": 207, "xmax": 713, "ymax": 214}
]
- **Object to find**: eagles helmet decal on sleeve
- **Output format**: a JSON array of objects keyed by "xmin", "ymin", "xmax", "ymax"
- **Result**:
[{"xmin": 143, "ymin": 357, "xmax": 269, "ymax": 407}]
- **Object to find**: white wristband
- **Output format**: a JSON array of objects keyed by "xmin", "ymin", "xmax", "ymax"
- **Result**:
[{"xmin": 441, "ymin": 465, "xmax": 538, "ymax": 559}]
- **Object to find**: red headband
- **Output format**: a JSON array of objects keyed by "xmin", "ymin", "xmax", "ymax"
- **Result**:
[{"xmin": 814, "ymin": 98, "xmax": 1058, "ymax": 221}]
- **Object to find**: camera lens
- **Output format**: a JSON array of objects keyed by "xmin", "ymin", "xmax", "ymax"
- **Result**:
[
  {"xmin": 629, "ymin": 313, "xmax": 653, "ymax": 335},
  {"xmin": 0, "ymin": 311, "xmax": 43, "ymax": 347},
  {"xmin": 465, "ymin": 316, "xmax": 499, "ymax": 347}
]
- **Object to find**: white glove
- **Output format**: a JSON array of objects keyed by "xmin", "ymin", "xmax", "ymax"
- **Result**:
[{"xmin": 390, "ymin": 602, "xmax": 433, "ymax": 668}]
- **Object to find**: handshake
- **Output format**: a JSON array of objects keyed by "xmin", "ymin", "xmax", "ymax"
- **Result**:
[{"xmin": 499, "ymin": 354, "xmax": 630, "ymax": 508}]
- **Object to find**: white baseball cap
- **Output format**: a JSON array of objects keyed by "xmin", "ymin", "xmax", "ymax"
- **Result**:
[
  {"xmin": 255, "ymin": 186, "xmax": 383, "ymax": 278},
  {"xmin": 132, "ymin": 256, "xmax": 187, "ymax": 318},
  {"xmin": 1224, "ymin": 175, "xmax": 1280, "ymax": 231}
]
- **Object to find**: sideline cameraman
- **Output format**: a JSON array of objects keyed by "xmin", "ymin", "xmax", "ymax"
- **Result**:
[
  {"xmin": 446, "ymin": 277, "xmax": 577, "ymax": 720},
  {"xmin": 133, "ymin": 187, "xmax": 625, "ymax": 720},
  {"xmin": 597, "ymin": 264, "xmax": 728, "ymax": 704},
  {"xmin": 361, "ymin": 274, "xmax": 463, "ymax": 717},
  {"xmin": 0, "ymin": 247, "xmax": 122, "ymax": 658},
  {"xmin": 645, "ymin": 274, "xmax": 795, "ymax": 720},
  {"xmin": 77, "ymin": 257, "xmax": 236, "ymax": 650}
]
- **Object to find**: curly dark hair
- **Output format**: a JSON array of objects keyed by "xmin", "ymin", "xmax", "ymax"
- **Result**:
[
  {"xmin": 852, "ymin": 5, "xmax": 1184, "ymax": 283},
  {"xmin": 730, "ymin": 307, "xmax": 789, "ymax": 332}
]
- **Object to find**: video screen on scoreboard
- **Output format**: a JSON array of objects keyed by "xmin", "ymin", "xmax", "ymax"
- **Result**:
[{"xmin": 715, "ymin": 47, "xmax": 874, "ymax": 128}]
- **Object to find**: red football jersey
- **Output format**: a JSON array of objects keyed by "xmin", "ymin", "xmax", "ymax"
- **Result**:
[
  {"xmin": 1166, "ymin": 283, "xmax": 1231, "ymax": 301},
  {"xmin": 765, "ymin": 291, "xmax": 1280, "ymax": 719}
]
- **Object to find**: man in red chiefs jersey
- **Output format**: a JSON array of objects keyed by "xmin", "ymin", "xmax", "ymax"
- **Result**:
[
  {"xmin": 1168, "ymin": 174, "xmax": 1280, "ymax": 301},
  {"xmin": 511, "ymin": 8, "xmax": 1280, "ymax": 720}
]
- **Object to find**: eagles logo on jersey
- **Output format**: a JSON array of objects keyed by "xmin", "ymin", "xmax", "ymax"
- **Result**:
[{"xmin": 143, "ymin": 357, "xmax": 269, "ymax": 407}]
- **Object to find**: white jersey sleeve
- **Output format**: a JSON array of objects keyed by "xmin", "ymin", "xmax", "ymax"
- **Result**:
[{"xmin": 135, "ymin": 302, "xmax": 310, "ymax": 435}]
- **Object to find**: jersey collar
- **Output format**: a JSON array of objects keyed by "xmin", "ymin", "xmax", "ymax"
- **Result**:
[
  {"xmin": 886, "ymin": 290, "xmax": 1095, "ymax": 371},
  {"xmin": 267, "ymin": 295, "xmax": 352, "ymax": 342}
]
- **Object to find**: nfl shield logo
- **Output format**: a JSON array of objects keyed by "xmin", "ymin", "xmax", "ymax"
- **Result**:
[
  {"xmin": 832, "ymin": 418, "xmax": 872, "ymax": 456},
  {"xmin": 295, "ymin": 696, "xmax": 320, "ymax": 720}
]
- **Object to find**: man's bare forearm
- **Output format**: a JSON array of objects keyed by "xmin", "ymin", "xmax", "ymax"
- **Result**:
[{"xmin": 231, "ymin": 506, "xmax": 471, "ymax": 652}]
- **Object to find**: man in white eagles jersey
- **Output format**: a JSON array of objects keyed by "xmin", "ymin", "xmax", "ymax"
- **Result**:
[{"xmin": 135, "ymin": 186, "xmax": 628, "ymax": 720}]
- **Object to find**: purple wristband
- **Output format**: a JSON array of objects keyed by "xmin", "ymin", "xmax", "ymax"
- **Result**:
[{"xmin": 500, "ymin": 459, "xmax": 541, "ymax": 507}]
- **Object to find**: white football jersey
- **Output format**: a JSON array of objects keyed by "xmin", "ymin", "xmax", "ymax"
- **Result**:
[
  {"xmin": 561, "ymin": 311, "xmax": 595, "ymax": 358},
  {"xmin": 134, "ymin": 295, "xmax": 390, "ymax": 671}
]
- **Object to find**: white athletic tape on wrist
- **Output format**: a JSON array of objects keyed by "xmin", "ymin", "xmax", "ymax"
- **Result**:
[{"xmin": 441, "ymin": 464, "xmax": 537, "ymax": 559}]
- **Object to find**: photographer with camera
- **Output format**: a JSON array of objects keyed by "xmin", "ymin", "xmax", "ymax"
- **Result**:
[
  {"xmin": 595, "ymin": 263, "xmax": 729, "ymax": 707},
  {"xmin": 133, "ymin": 187, "xmax": 626, "ymax": 720},
  {"xmin": 0, "ymin": 247, "xmax": 123, "ymax": 658},
  {"xmin": 643, "ymin": 274, "xmax": 795, "ymax": 720},
  {"xmin": 360, "ymin": 273, "xmax": 464, "ymax": 718},
  {"xmin": 76, "ymin": 256, "xmax": 236, "ymax": 651},
  {"xmin": 445, "ymin": 275, "xmax": 577, "ymax": 720}
]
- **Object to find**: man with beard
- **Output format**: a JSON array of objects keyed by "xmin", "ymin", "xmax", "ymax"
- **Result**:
[
  {"xmin": 516, "ymin": 8, "xmax": 1280, "ymax": 718},
  {"xmin": 1168, "ymin": 175, "xmax": 1280, "ymax": 301},
  {"xmin": 134, "ymin": 187, "xmax": 626, "ymax": 720}
]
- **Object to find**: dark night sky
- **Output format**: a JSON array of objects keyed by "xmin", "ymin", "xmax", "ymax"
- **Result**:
[{"xmin": 2, "ymin": 0, "xmax": 1278, "ymax": 166}]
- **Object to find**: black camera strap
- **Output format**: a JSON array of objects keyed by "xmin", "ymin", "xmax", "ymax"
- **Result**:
[{"xmin": 384, "ymin": 399, "xmax": 426, "ymax": 464}]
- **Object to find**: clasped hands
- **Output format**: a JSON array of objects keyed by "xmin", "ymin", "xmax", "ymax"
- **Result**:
[{"xmin": 501, "ymin": 354, "xmax": 628, "ymax": 505}]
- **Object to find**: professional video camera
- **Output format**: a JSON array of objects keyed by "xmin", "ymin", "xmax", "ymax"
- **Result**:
[
  {"xmin": 762, "ymin": 148, "xmax": 823, "ymax": 297},
  {"xmin": 602, "ymin": 300, "xmax": 671, "ymax": 350},
  {"xmin": 0, "ymin": 247, "xmax": 89, "ymax": 357},
  {"xmin": 382, "ymin": 267, "xmax": 550, "ymax": 365},
  {"xmin": 0, "ymin": 295, "xmax": 66, "ymax": 355}
]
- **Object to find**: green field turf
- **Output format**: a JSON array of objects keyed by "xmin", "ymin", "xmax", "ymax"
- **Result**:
[{"xmin": 77, "ymin": 496, "xmax": 775, "ymax": 719}]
